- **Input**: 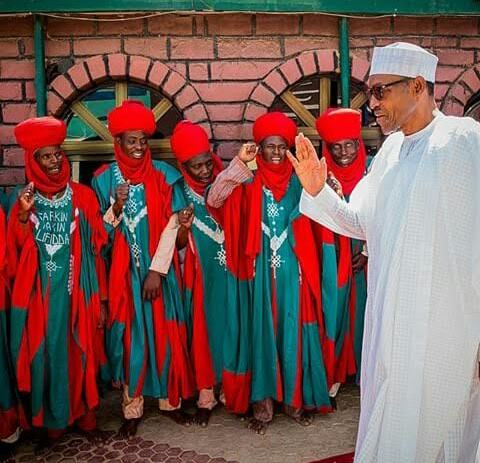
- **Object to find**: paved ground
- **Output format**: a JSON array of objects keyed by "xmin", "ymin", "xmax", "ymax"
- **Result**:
[{"xmin": 7, "ymin": 384, "xmax": 359, "ymax": 463}]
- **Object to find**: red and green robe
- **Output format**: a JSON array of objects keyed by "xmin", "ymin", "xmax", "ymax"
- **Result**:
[
  {"xmin": 211, "ymin": 161, "xmax": 336, "ymax": 413},
  {"xmin": 8, "ymin": 183, "xmax": 107, "ymax": 430},
  {"xmin": 331, "ymin": 195, "xmax": 368, "ymax": 385},
  {"xmin": 92, "ymin": 160, "xmax": 194, "ymax": 403},
  {"xmin": 0, "ymin": 207, "xmax": 21, "ymax": 439},
  {"xmin": 181, "ymin": 181, "xmax": 229, "ymax": 391},
  {"xmin": 181, "ymin": 179, "xmax": 250, "ymax": 413},
  {"xmin": 321, "ymin": 141, "xmax": 370, "ymax": 385}
]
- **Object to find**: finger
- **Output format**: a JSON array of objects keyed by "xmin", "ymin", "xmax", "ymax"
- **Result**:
[
  {"xmin": 299, "ymin": 134, "xmax": 312, "ymax": 162},
  {"xmin": 126, "ymin": 180, "xmax": 131, "ymax": 186},
  {"xmin": 303, "ymin": 134, "xmax": 317, "ymax": 160},
  {"xmin": 143, "ymin": 288, "xmax": 150, "ymax": 301},
  {"xmin": 286, "ymin": 150, "xmax": 299, "ymax": 167},
  {"xmin": 319, "ymin": 157, "xmax": 327, "ymax": 178},
  {"xmin": 239, "ymin": 144, "xmax": 248, "ymax": 157},
  {"xmin": 295, "ymin": 134, "xmax": 306, "ymax": 162}
]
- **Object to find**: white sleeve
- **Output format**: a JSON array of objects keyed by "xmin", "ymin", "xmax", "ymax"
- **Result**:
[
  {"xmin": 149, "ymin": 214, "xmax": 180, "ymax": 275},
  {"xmin": 300, "ymin": 178, "xmax": 369, "ymax": 241}
]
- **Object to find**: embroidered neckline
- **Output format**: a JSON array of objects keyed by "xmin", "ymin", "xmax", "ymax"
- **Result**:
[
  {"xmin": 261, "ymin": 221, "xmax": 288, "ymax": 278},
  {"xmin": 184, "ymin": 184, "xmax": 205, "ymax": 205},
  {"xmin": 113, "ymin": 164, "xmax": 144, "ymax": 191},
  {"xmin": 193, "ymin": 217, "xmax": 224, "ymax": 245},
  {"xmin": 35, "ymin": 184, "xmax": 72, "ymax": 209}
]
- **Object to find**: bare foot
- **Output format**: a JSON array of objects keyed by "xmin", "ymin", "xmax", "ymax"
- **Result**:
[
  {"xmin": 193, "ymin": 408, "xmax": 211, "ymax": 427},
  {"xmin": 117, "ymin": 418, "xmax": 141, "ymax": 439},
  {"xmin": 330, "ymin": 396, "xmax": 337, "ymax": 410},
  {"xmin": 291, "ymin": 411, "xmax": 314, "ymax": 427},
  {"xmin": 247, "ymin": 418, "xmax": 268, "ymax": 435},
  {"xmin": 160, "ymin": 409, "xmax": 193, "ymax": 426},
  {"xmin": 78, "ymin": 427, "xmax": 111, "ymax": 446}
]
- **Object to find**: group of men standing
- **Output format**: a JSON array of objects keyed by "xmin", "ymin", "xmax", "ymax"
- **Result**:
[
  {"xmin": 0, "ymin": 96, "xmax": 368, "ymax": 456},
  {"xmin": 0, "ymin": 41, "xmax": 479, "ymax": 463}
]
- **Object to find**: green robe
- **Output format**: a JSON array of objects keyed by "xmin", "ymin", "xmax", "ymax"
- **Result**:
[{"xmin": 93, "ymin": 161, "xmax": 190, "ymax": 399}]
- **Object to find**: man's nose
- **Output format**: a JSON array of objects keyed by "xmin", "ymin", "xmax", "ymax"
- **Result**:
[{"xmin": 368, "ymin": 94, "xmax": 380, "ymax": 111}]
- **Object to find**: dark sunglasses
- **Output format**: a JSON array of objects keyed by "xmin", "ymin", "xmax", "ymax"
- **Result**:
[{"xmin": 366, "ymin": 77, "xmax": 412, "ymax": 101}]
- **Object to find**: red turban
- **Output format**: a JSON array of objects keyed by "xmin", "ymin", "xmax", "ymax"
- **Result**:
[
  {"xmin": 253, "ymin": 112, "xmax": 297, "ymax": 147},
  {"xmin": 170, "ymin": 120, "xmax": 211, "ymax": 164},
  {"xmin": 315, "ymin": 108, "xmax": 362, "ymax": 144},
  {"xmin": 108, "ymin": 100, "xmax": 156, "ymax": 137},
  {"xmin": 14, "ymin": 116, "xmax": 70, "ymax": 194},
  {"xmin": 15, "ymin": 116, "xmax": 66, "ymax": 153},
  {"xmin": 316, "ymin": 108, "xmax": 366, "ymax": 197},
  {"xmin": 170, "ymin": 120, "xmax": 223, "ymax": 196}
]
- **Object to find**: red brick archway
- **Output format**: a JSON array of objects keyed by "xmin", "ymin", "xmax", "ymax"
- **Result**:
[
  {"xmin": 242, "ymin": 49, "xmax": 371, "ymax": 140},
  {"xmin": 47, "ymin": 53, "xmax": 212, "ymax": 136},
  {"xmin": 440, "ymin": 65, "xmax": 480, "ymax": 116}
]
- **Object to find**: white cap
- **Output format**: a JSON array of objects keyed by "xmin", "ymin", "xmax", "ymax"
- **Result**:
[{"xmin": 369, "ymin": 42, "xmax": 438, "ymax": 83}]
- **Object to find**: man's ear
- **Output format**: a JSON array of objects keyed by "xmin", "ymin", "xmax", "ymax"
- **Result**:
[
  {"xmin": 413, "ymin": 76, "xmax": 427, "ymax": 97},
  {"xmin": 114, "ymin": 135, "xmax": 122, "ymax": 145}
]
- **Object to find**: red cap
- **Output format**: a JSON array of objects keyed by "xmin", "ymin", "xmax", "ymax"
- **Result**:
[
  {"xmin": 108, "ymin": 100, "xmax": 156, "ymax": 137},
  {"xmin": 253, "ymin": 111, "xmax": 297, "ymax": 147},
  {"xmin": 315, "ymin": 108, "xmax": 362, "ymax": 144},
  {"xmin": 170, "ymin": 120, "xmax": 211, "ymax": 163},
  {"xmin": 15, "ymin": 117, "xmax": 66, "ymax": 152}
]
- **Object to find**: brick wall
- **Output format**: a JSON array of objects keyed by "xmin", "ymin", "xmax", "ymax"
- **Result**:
[{"xmin": 0, "ymin": 13, "xmax": 479, "ymax": 186}]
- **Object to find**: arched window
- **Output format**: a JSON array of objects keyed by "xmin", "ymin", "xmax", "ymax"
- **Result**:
[
  {"xmin": 270, "ymin": 74, "xmax": 382, "ymax": 156},
  {"xmin": 61, "ymin": 82, "xmax": 182, "ymax": 183},
  {"xmin": 464, "ymin": 92, "xmax": 480, "ymax": 121}
]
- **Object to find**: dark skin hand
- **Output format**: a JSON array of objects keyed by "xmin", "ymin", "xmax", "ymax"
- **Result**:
[
  {"xmin": 142, "ymin": 270, "xmax": 163, "ymax": 301},
  {"xmin": 352, "ymin": 251, "xmax": 368, "ymax": 273},
  {"xmin": 113, "ymin": 180, "xmax": 130, "ymax": 217},
  {"xmin": 326, "ymin": 172, "xmax": 343, "ymax": 198},
  {"xmin": 17, "ymin": 181, "xmax": 35, "ymax": 223},
  {"xmin": 176, "ymin": 205, "xmax": 194, "ymax": 250}
]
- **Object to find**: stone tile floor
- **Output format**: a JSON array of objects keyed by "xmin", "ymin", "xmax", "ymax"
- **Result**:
[{"xmin": 6, "ymin": 384, "xmax": 359, "ymax": 463}]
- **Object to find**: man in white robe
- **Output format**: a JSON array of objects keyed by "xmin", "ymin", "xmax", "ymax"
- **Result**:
[{"xmin": 288, "ymin": 42, "xmax": 480, "ymax": 463}]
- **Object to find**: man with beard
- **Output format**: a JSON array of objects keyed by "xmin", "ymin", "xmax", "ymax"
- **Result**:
[
  {"xmin": 316, "ymin": 108, "xmax": 369, "ymax": 389},
  {"xmin": 207, "ymin": 112, "xmax": 335, "ymax": 435},
  {"xmin": 291, "ymin": 42, "xmax": 480, "ymax": 462},
  {"xmin": 92, "ymin": 101, "xmax": 194, "ymax": 439},
  {"xmin": 9, "ymin": 117, "xmax": 108, "ymax": 453}
]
